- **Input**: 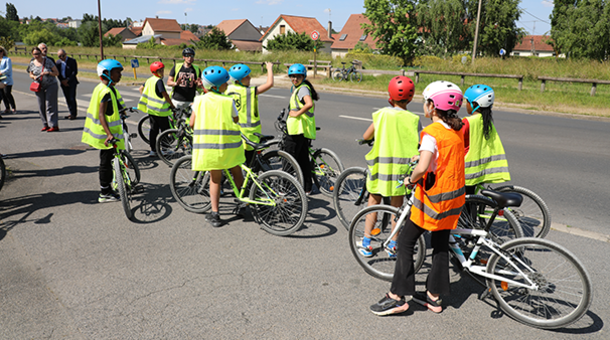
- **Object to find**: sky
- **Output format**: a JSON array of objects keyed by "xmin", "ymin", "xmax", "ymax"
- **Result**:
[{"xmin": 11, "ymin": 0, "xmax": 554, "ymax": 36}]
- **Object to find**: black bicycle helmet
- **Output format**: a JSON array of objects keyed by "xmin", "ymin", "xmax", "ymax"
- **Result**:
[{"xmin": 182, "ymin": 47, "xmax": 195, "ymax": 57}]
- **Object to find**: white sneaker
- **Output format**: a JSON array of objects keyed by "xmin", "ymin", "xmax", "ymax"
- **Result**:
[{"xmin": 149, "ymin": 151, "xmax": 158, "ymax": 157}]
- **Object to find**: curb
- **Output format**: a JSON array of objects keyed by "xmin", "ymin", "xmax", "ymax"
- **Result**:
[{"xmin": 550, "ymin": 223, "xmax": 610, "ymax": 243}]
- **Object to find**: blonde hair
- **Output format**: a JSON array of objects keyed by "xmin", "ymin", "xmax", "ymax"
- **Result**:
[{"xmin": 0, "ymin": 46, "xmax": 7, "ymax": 55}]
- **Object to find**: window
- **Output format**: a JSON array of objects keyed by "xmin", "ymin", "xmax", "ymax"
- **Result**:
[
  {"xmin": 280, "ymin": 25, "xmax": 285, "ymax": 34},
  {"xmin": 359, "ymin": 34, "xmax": 367, "ymax": 41},
  {"xmin": 339, "ymin": 34, "xmax": 347, "ymax": 41},
  {"xmin": 513, "ymin": 52, "xmax": 520, "ymax": 56}
]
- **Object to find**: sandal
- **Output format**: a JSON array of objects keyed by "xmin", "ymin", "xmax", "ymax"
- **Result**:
[
  {"xmin": 370, "ymin": 294, "xmax": 409, "ymax": 316},
  {"xmin": 412, "ymin": 292, "xmax": 443, "ymax": 313}
]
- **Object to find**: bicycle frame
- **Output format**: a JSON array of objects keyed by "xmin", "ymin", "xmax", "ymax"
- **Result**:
[{"xmin": 220, "ymin": 164, "xmax": 277, "ymax": 207}]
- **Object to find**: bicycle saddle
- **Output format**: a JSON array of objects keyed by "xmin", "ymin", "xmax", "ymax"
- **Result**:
[
  {"xmin": 480, "ymin": 189, "xmax": 523, "ymax": 208},
  {"xmin": 241, "ymin": 133, "xmax": 278, "ymax": 150},
  {"xmin": 254, "ymin": 132, "xmax": 275, "ymax": 143}
]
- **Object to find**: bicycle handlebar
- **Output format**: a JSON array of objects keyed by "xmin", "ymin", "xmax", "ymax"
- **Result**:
[{"xmin": 357, "ymin": 139, "xmax": 374, "ymax": 146}]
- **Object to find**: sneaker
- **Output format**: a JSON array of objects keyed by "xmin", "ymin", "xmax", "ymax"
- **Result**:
[
  {"xmin": 98, "ymin": 191, "xmax": 120, "ymax": 203},
  {"xmin": 370, "ymin": 294, "xmax": 409, "ymax": 316},
  {"xmin": 357, "ymin": 237, "xmax": 373, "ymax": 258},
  {"xmin": 149, "ymin": 151, "xmax": 158, "ymax": 157},
  {"xmin": 385, "ymin": 240, "xmax": 397, "ymax": 259},
  {"xmin": 205, "ymin": 212, "xmax": 222, "ymax": 228},
  {"xmin": 412, "ymin": 292, "xmax": 443, "ymax": 313}
]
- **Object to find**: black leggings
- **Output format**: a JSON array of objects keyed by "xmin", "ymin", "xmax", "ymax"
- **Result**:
[
  {"xmin": 390, "ymin": 218, "xmax": 451, "ymax": 297},
  {"xmin": 99, "ymin": 149, "xmax": 114, "ymax": 190},
  {"xmin": 1, "ymin": 85, "xmax": 15, "ymax": 111},
  {"xmin": 149, "ymin": 115, "xmax": 171, "ymax": 152},
  {"xmin": 282, "ymin": 133, "xmax": 312, "ymax": 192}
]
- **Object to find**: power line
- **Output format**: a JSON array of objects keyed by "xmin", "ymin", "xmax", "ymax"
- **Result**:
[{"xmin": 518, "ymin": 6, "xmax": 551, "ymax": 24}]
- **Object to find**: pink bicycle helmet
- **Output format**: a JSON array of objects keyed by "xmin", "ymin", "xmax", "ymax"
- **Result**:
[{"xmin": 422, "ymin": 81, "xmax": 463, "ymax": 112}]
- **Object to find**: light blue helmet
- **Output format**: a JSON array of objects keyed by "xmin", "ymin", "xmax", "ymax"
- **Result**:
[
  {"xmin": 97, "ymin": 59, "xmax": 123, "ymax": 78},
  {"xmin": 288, "ymin": 63, "xmax": 307, "ymax": 79},
  {"xmin": 229, "ymin": 64, "xmax": 251, "ymax": 82},
  {"xmin": 202, "ymin": 66, "xmax": 230, "ymax": 88},
  {"xmin": 464, "ymin": 84, "xmax": 495, "ymax": 112}
]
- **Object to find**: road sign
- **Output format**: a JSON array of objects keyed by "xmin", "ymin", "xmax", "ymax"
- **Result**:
[
  {"xmin": 311, "ymin": 30, "xmax": 320, "ymax": 41},
  {"xmin": 131, "ymin": 59, "xmax": 139, "ymax": 68},
  {"xmin": 499, "ymin": 48, "xmax": 506, "ymax": 56}
]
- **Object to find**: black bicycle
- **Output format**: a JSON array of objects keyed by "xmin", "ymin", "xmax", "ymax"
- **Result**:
[{"xmin": 332, "ymin": 61, "xmax": 363, "ymax": 83}]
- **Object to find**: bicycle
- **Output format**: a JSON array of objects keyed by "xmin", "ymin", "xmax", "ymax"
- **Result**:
[
  {"xmin": 332, "ymin": 61, "xmax": 363, "ymax": 83},
  {"xmin": 109, "ymin": 138, "xmax": 141, "ymax": 220},
  {"xmin": 119, "ymin": 107, "xmax": 139, "ymax": 153},
  {"xmin": 169, "ymin": 137, "xmax": 308, "ymax": 236},
  {"xmin": 137, "ymin": 106, "xmax": 190, "ymax": 146},
  {"xmin": 0, "ymin": 155, "xmax": 6, "ymax": 192},
  {"xmin": 155, "ymin": 115, "xmax": 193, "ymax": 167},
  {"xmin": 276, "ymin": 109, "xmax": 345, "ymax": 197},
  {"xmin": 349, "ymin": 172, "xmax": 523, "ymax": 282}
]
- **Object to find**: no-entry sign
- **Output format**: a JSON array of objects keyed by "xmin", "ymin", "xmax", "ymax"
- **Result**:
[{"xmin": 311, "ymin": 30, "xmax": 320, "ymax": 41}]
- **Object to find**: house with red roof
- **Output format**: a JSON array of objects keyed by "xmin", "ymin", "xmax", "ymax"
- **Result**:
[
  {"xmin": 260, "ymin": 15, "xmax": 334, "ymax": 54},
  {"xmin": 104, "ymin": 27, "xmax": 137, "ymax": 42},
  {"xmin": 331, "ymin": 14, "xmax": 378, "ymax": 58},
  {"xmin": 510, "ymin": 35, "xmax": 558, "ymax": 57},
  {"xmin": 215, "ymin": 19, "xmax": 262, "ymax": 52},
  {"xmin": 123, "ymin": 17, "xmax": 198, "ymax": 49}
]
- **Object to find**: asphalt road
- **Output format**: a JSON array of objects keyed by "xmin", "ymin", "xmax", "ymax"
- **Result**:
[{"xmin": 0, "ymin": 70, "xmax": 608, "ymax": 339}]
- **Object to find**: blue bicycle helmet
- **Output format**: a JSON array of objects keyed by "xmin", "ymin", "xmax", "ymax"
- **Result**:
[
  {"xmin": 229, "ymin": 64, "xmax": 251, "ymax": 82},
  {"xmin": 288, "ymin": 63, "xmax": 307, "ymax": 79},
  {"xmin": 97, "ymin": 59, "xmax": 123, "ymax": 77},
  {"xmin": 202, "ymin": 66, "xmax": 230, "ymax": 88},
  {"xmin": 464, "ymin": 84, "xmax": 495, "ymax": 112}
]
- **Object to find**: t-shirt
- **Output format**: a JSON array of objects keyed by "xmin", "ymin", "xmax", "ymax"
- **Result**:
[
  {"xmin": 419, "ymin": 121, "xmax": 452, "ymax": 173},
  {"xmin": 169, "ymin": 64, "xmax": 200, "ymax": 102},
  {"xmin": 297, "ymin": 86, "xmax": 311, "ymax": 103},
  {"xmin": 102, "ymin": 87, "xmax": 124, "ymax": 116},
  {"xmin": 28, "ymin": 57, "xmax": 57, "ymax": 89}
]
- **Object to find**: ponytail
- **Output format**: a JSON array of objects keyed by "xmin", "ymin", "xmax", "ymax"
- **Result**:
[
  {"xmin": 436, "ymin": 109, "xmax": 463, "ymax": 131},
  {"xmin": 476, "ymin": 105, "xmax": 494, "ymax": 140},
  {"xmin": 302, "ymin": 79, "xmax": 319, "ymax": 101}
]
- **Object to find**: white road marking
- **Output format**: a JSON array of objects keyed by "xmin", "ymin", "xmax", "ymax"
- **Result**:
[
  {"xmin": 260, "ymin": 94, "xmax": 287, "ymax": 99},
  {"xmin": 339, "ymin": 115, "xmax": 372, "ymax": 122}
]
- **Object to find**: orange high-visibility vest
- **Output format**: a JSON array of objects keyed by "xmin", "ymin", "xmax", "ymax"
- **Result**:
[{"xmin": 410, "ymin": 122, "xmax": 466, "ymax": 231}]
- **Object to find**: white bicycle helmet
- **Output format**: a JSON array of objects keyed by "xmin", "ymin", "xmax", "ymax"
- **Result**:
[{"xmin": 422, "ymin": 81, "xmax": 463, "ymax": 112}]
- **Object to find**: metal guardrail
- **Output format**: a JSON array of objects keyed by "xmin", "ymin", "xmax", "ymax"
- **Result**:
[
  {"xmin": 414, "ymin": 70, "xmax": 524, "ymax": 91},
  {"xmin": 538, "ymin": 76, "xmax": 610, "ymax": 96}
]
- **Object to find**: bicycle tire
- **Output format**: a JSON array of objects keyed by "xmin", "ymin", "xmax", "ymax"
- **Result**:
[
  {"xmin": 123, "ymin": 124, "xmax": 133, "ymax": 153},
  {"xmin": 137, "ymin": 115, "xmax": 152, "ymax": 145},
  {"xmin": 113, "ymin": 157, "xmax": 133, "ymax": 220},
  {"xmin": 120, "ymin": 150, "xmax": 141, "ymax": 186},
  {"xmin": 169, "ymin": 155, "xmax": 211, "ymax": 213},
  {"xmin": 486, "ymin": 237, "xmax": 592, "ymax": 329},
  {"xmin": 332, "ymin": 70, "xmax": 345, "ymax": 81},
  {"xmin": 0, "ymin": 156, "xmax": 6, "ymax": 192},
  {"xmin": 249, "ymin": 170, "xmax": 308, "ymax": 236},
  {"xmin": 350, "ymin": 71, "xmax": 363, "ymax": 83},
  {"xmin": 333, "ymin": 167, "xmax": 368, "ymax": 230},
  {"xmin": 260, "ymin": 150, "xmax": 304, "ymax": 187},
  {"xmin": 459, "ymin": 195, "xmax": 524, "ymax": 243},
  {"xmin": 156, "ymin": 128, "xmax": 192, "ymax": 167},
  {"xmin": 312, "ymin": 148, "xmax": 344, "ymax": 197},
  {"xmin": 348, "ymin": 205, "xmax": 425, "ymax": 282},
  {"xmin": 495, "ymin": 185, "xmax": 551, "ymax": 238}
]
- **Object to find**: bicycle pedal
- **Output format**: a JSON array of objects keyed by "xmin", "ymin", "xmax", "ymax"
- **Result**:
[{"xmin": 130, "ymin": 133, "xmax": 138, "ymax": 138}]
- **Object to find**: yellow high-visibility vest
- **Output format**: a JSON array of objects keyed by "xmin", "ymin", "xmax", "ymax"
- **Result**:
[
  {"xmin": 81, "ymin": 83, "xmax": 125, "ymax": 150},
  {"xmin": 287, "ymin": 83, "xmax": 316, "ymax": 139},
  {"xmin": 138, "ymin": 76, "xmax": 171, "ymax": 117},
  {"xmin": 464, "ymin": 114, "xmax": 510, "ymax": 185},
  {"xmin": 227, "ymin": 83, "xmax": 261, "ymax": 151}
]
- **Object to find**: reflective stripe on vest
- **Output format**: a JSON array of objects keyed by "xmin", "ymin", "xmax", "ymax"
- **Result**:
[
  {"xmin": 81, "ymin": 83, "xmax": 125, "ymax": 150},
  {"xmin": 191, "ymin": 92, "xmax": 245, "ymax": 171},
  {"xmin": 410, "ymin": 122, "xmax": 465, "ymax": 231},
  {"xmin": 365, "ymin": 107, "xmax": 420, "ymax": 197},
  {"xmin": 286, "ymin": 83, "xmax": 316, "ymax": 139},
  {"xmin": 138, "ymin": 76, "xmax": 171, "ymax": 116},
  {"xmin": 227, "ymin": 84, "xmax": 262, "ymax": 151},
  {"xmin": 464, "ymin": 114, "xmax": 510, "ymax": 185}
]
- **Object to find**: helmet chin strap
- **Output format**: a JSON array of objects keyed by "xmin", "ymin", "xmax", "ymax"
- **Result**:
[{"xmin": 102, "ymin": 72, "xmax": 114, "ymax": 86}]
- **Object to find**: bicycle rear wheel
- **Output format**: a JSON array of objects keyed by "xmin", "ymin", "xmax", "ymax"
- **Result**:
[
  {"xmin": 332, "ymin": 70, "xmax": 345, "ymax": 81},
  {"xmin": 169, "ymin": 155, "xmax": 211, "ymax": 213},
  {"xmin": 156, "ymin": 128, "xmax": 192, "ymax": 167},
  {"xmin": 350, "ymin": 71, "xmax": 363, "ymax": 83},
  {"xmin": 495, "ymin": 185, "xmax": 551, "ymax": 238},
  {"xmin": 113, "ymin": 157, "xmax": 133, "ymax": 220},
  {"xmin": 120, "ymin": 150, "xmax": 140, "ymax": 186},
  {"xmin": 137, "ymin": 115, "xmax": 152, "ymax": 145},
  {"xmin": 249, "ymin": 170, "xmax": 308, "ymax": 236},
  {"xmin": 312, "ymin": 148, "xmax": 344, "ymax": 197},
  {"xmin": 260, "ymin": 150, "xmax": 304, "ymax": 187},
  {"xmin": 333, "ymin": 167, "xmax": 368, "ymax": 230},
  {"xmin": 486, "ymin": 237, "xmax": 592, "ymax": 329},
  {"xmin": 459, "ymin": 195, "xmax": 523, "ymax": 243},
  {"xmin": 348, "ymin": 205, "xmax": 425, "ymax": 282}
]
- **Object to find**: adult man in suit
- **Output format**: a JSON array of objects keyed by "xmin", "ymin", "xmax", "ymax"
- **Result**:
[{"xmin": 56, "ymin": 49, "xmax": 79, "ymax": 119}]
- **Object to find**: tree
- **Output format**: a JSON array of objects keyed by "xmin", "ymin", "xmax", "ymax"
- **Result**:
[
  {"xmin": 195, "ymin": 27, "xmax": 232, "ymax": 50},
  {"xmin": 265, "ymin": 31, "xmax": 318, "ymax": 51},
  {"xmin": 415, "ymin": 0, "xmax": 470, "ymax": 57},
  {"xmin": 362, "ymin": 0, "xmax": 419, "ymax": 66},
  {"xmin": 5, "ymin": 3, "xmax": 18, "ymax": 22},
  {"xmin": 473, "ymin": 0, "xmax": 525, "ymax": 57}
]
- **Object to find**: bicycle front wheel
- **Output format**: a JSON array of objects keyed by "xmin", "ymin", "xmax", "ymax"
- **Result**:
[
  {"xmin": 169, "ymin": 155, "xmax": 211, "ymax": 213},
  {"xmin": 332, "ymin": 70, "xmax": 344, "ymax": 81},
  {"xmin": 333, "ymin": 167, "xmax": 368, "ymax": 230},
  {"xmin": 495, "ymin": 185, "xmax": 551, "ymax": 238},
  {"xmin": 137, "ymin": 115, "xmax": 152, "ymax": 145},
  {"xmin": 312, "ymin": 148, "xmax": 344, "ymax": 197},
  {"xmin": 120, "ymin": 150, "xmax": 141, "ymax": 186},
  {"xmin": 157, "ymin": 128, "xmax": 192, "ymax": 167},
  {"xmin": 260, "ymin": 150, "xmax": 304, "ymax": 187},
  {"xmin": 249, "ymin": 170, "xmax": 308, "ymax": 236},
  {"xmin": 486, "ymin": 237, "xmax": 592, "ymax": 329},
  {"xmin": 459, "ymin": 195, "xmax": 523, "ymax": 243},
  {"xmin": 113, "ymin": 157, "xmax": 133, "ymax": 220},
  {"xmin": 350, "ymin": 71, "xmax": 363, "ymax": 83},
  {"xmin": 348, "ymin": 205, "xmax": 425, "ymax": 282}
]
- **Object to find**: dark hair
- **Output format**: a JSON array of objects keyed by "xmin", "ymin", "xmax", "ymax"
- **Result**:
[
  {"xmin": 474, "ymin": 104, "xmax": 494, "ymax": 140},
  {"xmin": 302, "ymin": 79, "xmax": 319, "ymax": 101},
  {"xmin": 31, "ymin": 47, "xmax": 42, "ymax": 54},
  {"xmin": 429, "ymin": 100, "xmax": 463, "ymax": 131}
]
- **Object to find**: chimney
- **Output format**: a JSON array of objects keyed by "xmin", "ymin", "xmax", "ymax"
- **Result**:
[
  {"xmin": 156, "ymin": 15, "xmax": 159, "ymax": 19},
  {"xmin": 328, "ymin": 21, "xmax": 332, "ymax": 39}
]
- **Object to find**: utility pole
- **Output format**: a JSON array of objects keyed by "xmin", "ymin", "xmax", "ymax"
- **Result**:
[
  {"xmin": 471, "ymin": 0, "xmax": 482, "ymax": 65},
  {"xmin": 97, "ymin": 0, "xmax": 104, "ymax": 60}
]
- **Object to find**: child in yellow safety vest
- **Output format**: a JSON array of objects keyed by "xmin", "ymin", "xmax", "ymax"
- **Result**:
[
  {"xmin": 461, "ymin": 84, "xmax": 510, "ymax": 194},
  {"xmin": 359, "ymin": 76, "xmax": 421, "ymax": 259},
  {"xmin": 138, "ymin": 61, "xmax": 175, "ymax": 157},
  {"xmin": 81, "ymin": 59, "xmax": 126, "ymax": 202},
  {"xmin": 189, "ymin": 66, "xmax": 244, "ymax": 228},
  {"xmin": 227, "ymin": 62, "xmax": 275, "ymax": 165}
]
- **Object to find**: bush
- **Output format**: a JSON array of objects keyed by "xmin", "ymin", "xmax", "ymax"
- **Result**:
[{"xmin": 412, "ymin": 55, "xmax": 445, "ymax": 68}]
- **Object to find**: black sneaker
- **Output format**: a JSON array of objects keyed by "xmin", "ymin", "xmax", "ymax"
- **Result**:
[
  {"xmin": 370, "ymin": 294, "xmax": 409, "ymax": 316},
  {"xmin": 205, "ymin": 212, "xmax": 222, "ymax": 228}
]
